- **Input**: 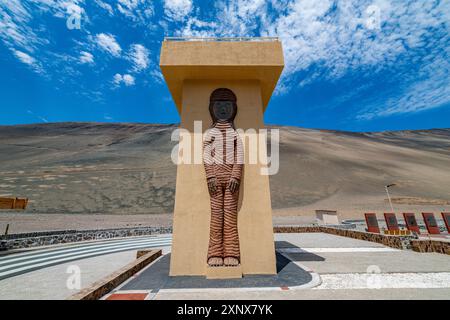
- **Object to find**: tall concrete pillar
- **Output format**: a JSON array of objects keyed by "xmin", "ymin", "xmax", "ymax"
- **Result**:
[{"xmin": 159, "ymin": 38, "xmax": 284, "ymax": 277}]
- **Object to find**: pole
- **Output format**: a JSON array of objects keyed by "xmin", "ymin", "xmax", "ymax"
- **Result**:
[{"xmin": 385, "ymin": 186, "xmax": 394, "ymax": 212}]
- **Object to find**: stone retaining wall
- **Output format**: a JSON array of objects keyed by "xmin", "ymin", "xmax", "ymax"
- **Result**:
[
  {"xmin": 273, "ymin": 225, "xmax": 413, "ymax": 250},
  {"xmin": 411, "ymin": 239, "xmax": 450, "ymax": 255},
  {"xmin": 0, "ymin": 226, "xmax": 172, "ymax": 251},
  {"xmin": 321, "ymin": 226, "xmax": 413, "ymax": 250},
  {"xmin": 0, "ymin": 230, "xmax": 80, "ymax": 240},
  {"xmin": 2, "ymin": 225, "xmax": 447, "ymax": 255}
]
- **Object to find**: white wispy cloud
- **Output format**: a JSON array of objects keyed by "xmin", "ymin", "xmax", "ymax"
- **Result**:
[
  {"xmin": 265, "ymin": 0, "xmax": 450, "ymax": 120},
  {"xmin": 2, "ymin": 0, "xmax": 448, "ymax": 121},
  {"xmin": 150, "ymin": 69, "xmax": 165, "ymax": 84},
  {"xmin": 13, "ymin": 50, "xmax": 35, "ymax": 65},
  {"xmin": 27, "ymin": 109, "xmax": 48, "ymax": 123},
  {"xmin": 12, "ymin": 49, "xmax": 44, "ymax": 73},
  {"xmin": 0, "ymin": 0, "xmax": 47, "ymax": 52},
  {"xmin": 0, "ymin": 0, "xmax": 88, "ymax": 49},
  {"xmin": 32, "ymin": 0, "xmax": 87, "ymax": 18},
  {"xmin": 113, "ymin": 73, "xmax": 124, "ymax": 85},
  {"xmin": 117, "ymin": 0, "xmax": 154, "ymax": 24},
  {"xmin": 175, "ymin": 0, "xmax": 266, "ymax": 37},
  {"xmin": 175, "ymin": 0, "xmax": 450, "ymax": 119},
  {"xmin": 0, "ymin": 0, "xmax": 88, "ymax": 76},
  {"xmin": 95, "ymin": 0, "xmax": 114, "ymax": 16},
  {"xmin": 164, "ymin": 0, "xmax": 193, "ymax": 21},
  {"xmin": 122, "ymin": 74, "xmax": 135, "ymax": 86},
  {"xmin": 113, "ymin": 73, "xmax": 135, "ymax": 87},
  {"xmin": 128, "ymin": 44, "xmax": 150, "ymax": 72},
  {"xmin": 357, "ymin": 55, "xmax": 450, "ymax": 120},
  {"xmin": 79, "ymin": 51, "xmax": 94, "ymax": 64},
  {"xmin": 95, "ymin": 33, "xmax": 122, "ymax": 57}
]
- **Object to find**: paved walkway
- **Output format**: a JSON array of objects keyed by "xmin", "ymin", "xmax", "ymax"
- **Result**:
[
  {"xmin": 1, "ymin": 232, "xmax": 450, "ymax": 300},
  {"xmin": 104, "ymin": 233, "xmax": 450, "ymax": 300},
  {"xmin": 0, "ymin": 251, "xmax": 137, "ymax": 300}
]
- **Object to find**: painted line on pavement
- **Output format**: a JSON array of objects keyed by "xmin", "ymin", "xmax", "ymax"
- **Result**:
[
  {"xmin": 315, "ymin": 272, "xmax": 450, "ymax": 289},
  {"xmin": 0, "ymin": 241, "xmax": 171, "ymax": 280},
  {"xmin": 0, "ymin": 235, "xmax": 172, "ymax": 263},
  {"xmin": 277, "ymin": 247, "xmax": 399, "ymax": 253}
]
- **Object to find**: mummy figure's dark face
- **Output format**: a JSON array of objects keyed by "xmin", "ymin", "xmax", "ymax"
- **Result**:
[
  {"xmin": 212, "ymin": 100, "xmax": 234, "ymax": 122},
  {"xmin": 209, "ymin": 88, "xmax": 237, "ymax": 125}
]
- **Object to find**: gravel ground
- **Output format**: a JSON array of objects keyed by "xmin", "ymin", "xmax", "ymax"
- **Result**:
[{"xmin": 0, "ymin": 213, "xmax": 173, "ymax": 234}]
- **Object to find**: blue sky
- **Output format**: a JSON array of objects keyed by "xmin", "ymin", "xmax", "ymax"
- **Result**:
[{"xmin": 0, "ymin": 0, "xmax": 449, "ymax": 132}]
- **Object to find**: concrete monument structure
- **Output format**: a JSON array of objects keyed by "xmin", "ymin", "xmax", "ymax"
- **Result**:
[{"xmin": 159, "ymin": 37, "xmax": 284, "ymax": 278}]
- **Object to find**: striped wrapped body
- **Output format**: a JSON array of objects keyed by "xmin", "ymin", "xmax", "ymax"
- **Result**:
[{"xmin": 203, "ymin": 121, "xmax": 244, "ymax": 262}]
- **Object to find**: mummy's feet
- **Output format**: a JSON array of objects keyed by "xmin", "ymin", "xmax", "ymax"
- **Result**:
[
  {"xmin": 223, "ymin": 257, "xmax": 239, "ymax": 266},
  {"xmin": 208, "ymin": 257, "xmax": 223, "ymax": 267}
]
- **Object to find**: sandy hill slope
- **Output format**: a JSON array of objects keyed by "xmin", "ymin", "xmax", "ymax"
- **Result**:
[
  {"xmin": 0, "ymin": 122, "xmax": 449, "ymax": 217},
  {"xmin": 270, "ymin": 126, "xmax": 450, "ymax": 217}
]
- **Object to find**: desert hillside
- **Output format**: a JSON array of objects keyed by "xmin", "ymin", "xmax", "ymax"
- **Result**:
[{"xmin": 0, "ymin": 123, "xmax": 449, "ymax": 217}]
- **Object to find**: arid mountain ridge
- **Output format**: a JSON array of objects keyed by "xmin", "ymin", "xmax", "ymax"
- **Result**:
[{"xmin": 0, "ymin": 122, "xmax": 449, "ymax": 217}]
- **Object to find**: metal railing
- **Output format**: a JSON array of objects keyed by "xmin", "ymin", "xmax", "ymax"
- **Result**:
[{"xmin": 164, "ymin": 36, "xmax": 279, "ymax": 42}]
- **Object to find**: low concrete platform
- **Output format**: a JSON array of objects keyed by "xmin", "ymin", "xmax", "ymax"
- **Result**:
[
  {"xmin": 118, "ymin": 251, "xmax": 316, "ymax": 292},
  {"xmin": 206, "ymin": 265, "xmax": 242, "ymax": 279}
]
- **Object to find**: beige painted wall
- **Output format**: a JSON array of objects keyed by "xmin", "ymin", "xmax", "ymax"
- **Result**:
[
  {"xmin": 160, "ymin": 40, "xmax": 284, "ymax": 113},
  {"xmin": 169, "ymin": 79, "xmax": 276, "ymax": 276}
]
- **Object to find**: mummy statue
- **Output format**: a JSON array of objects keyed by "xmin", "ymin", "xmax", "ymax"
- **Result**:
[{"xmin": 203, "ymin": 88, "xmax": 244, "ymax": 267}]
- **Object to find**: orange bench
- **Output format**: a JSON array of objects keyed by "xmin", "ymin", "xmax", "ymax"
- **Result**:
[{"xmin": 0, "ymin": 197, "xmax": 28, "ymax": 210}]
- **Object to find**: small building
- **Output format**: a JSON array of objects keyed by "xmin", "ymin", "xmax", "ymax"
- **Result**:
[{"xmin": 315, "ymin": 210, "xmax": 340, "ymax": 225}]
